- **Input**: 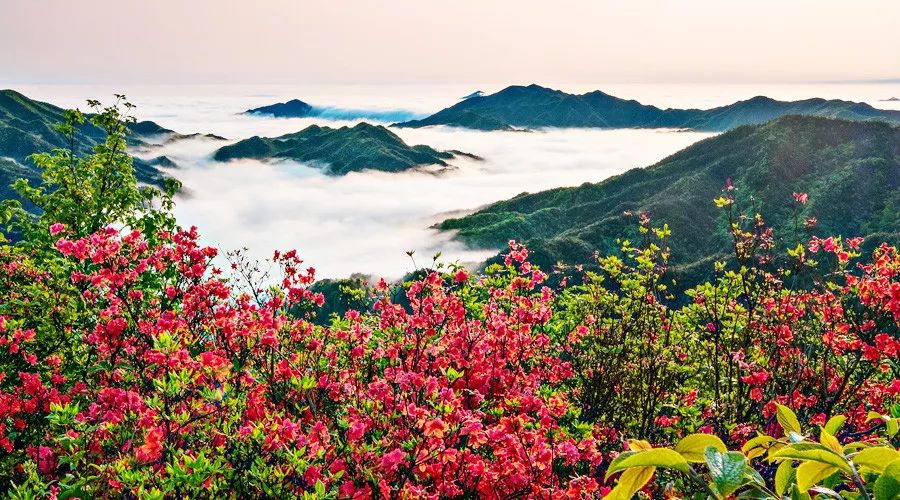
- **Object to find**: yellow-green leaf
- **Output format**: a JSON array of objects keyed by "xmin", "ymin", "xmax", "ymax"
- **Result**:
[
  {"xmin": 867, "ymin": 411, "xmax": 884, "ymax": 423},
  {"xmin": 747, "ymin": 446, "xmax": 767, "ymax": 461},
  {"xmin": 773, "ymin": 443, "xmax": 851, "ymax": 473},
  {"xmin": 777, "ymin": 404, "xmax": 802, "ymax": 436},
  {"xmin": 796, "ymin": 461, "xmax": 838, "ymax": 492},
  {"xmin": 628, "ymin": 439, "xmax": 652, "ymax": 451},
  {"xmin": 606, "ymin": 449, "xmax": 690, "ymax": 479},
  {"xmin": 855, "ymin": 447, "xmax": 900, "ymax": 473},
  {"xmin": 604, "ymin": 466, "xmax": 655, "ymax": 500},
  {"xmin": 775, "ymin": 460, "xmax": 795, "ymax": 496},
  {"xmin": 675, "ymin": 433, "xmax": 727, "ymax": 463},
  {"xmin": 714, "ymin": 196, "xmax": 734, "ymax": 208},
  {"xmin": 742, "ymin": 434, "xmax": 776, "ymax": 454},
  {"xmin": 819, "ymin": 429, "xmax": 842, "ymax": 454},
  {"xmin": 823, "ymin": 416, "xmax": 846, "ymax": 436}
]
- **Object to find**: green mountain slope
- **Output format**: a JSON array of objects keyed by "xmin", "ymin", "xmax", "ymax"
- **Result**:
[
  {"xmin": 394, "ymin": 84, "xmax": 900, "ymax": 131},
  {"xmin": 213, "ymin": 122, "xmax": 468, "ymax": 175},
  {"xmin": 439, "ymin": 116, "xmax": 900, "ymax": 281},
  {"xmin": 0, "ymin": 89, "xmax": 186, "ymax": 190}
]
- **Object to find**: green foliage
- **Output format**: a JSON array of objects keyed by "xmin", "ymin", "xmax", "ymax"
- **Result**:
[
  {"xmin": 441, "ymin": 115, "xmax": 900, "ymax": 287},
  {"xmin": 609, "ymin": 419, "xmax": 900, "ymax": 500},
  {"xmin": 1, "ymin": 93, "xmax": 898, "ymax": 499},
  {"xmin": 0, "ymin": 89, "xmax": 178, "ymax": 204},
  {"xmin": 212, "ymin": 122, "xmax": 461, "ymax": 174}
]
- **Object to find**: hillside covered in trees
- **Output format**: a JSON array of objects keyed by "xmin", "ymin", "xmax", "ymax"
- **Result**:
[
  {"xmin": 440, "ymin": 116, "xmax": 900, "ymax": 282},
  {"xmin": 213, "ymin": 122, "xmax": 474, "ymax": 174}
]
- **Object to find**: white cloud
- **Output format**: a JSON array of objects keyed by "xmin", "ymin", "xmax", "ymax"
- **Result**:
[{"xmin": 139, "ymin": 112, "xmax": 712, "ymax": 279}]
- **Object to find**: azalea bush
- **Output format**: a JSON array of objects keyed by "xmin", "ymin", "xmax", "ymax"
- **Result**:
[{"xmin": 0, "ymin": 100, "xmax": 897, "ymax": 498}]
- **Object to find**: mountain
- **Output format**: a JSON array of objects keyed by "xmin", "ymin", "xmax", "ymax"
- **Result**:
[
  {"xmin": 438, "ymin": 116, "xmax": 900, "ymax": 283},
  {"xmin": 394, "ymin": 84, "xmax": 900, "ymax": 131},
  {"xmin": 213, "ymin": 122, "xmax": 473, "ymax": 175},
  {"xmin": 244, "ymin": 99, "xmax": 424, "ymax": 122},
  {"xmin": 460, "ymin": 91, "xmax": 485, "ymax": 100},
  {"xmin": 0, "ymin": 89, "xmax": 195, "ymax": 192},
  {"xmin": 245, "ymin": 99, "xmax": 314, "ymax": 117}
]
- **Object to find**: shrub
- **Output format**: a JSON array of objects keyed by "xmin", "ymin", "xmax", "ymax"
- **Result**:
[{"xmin": 0, "ymin": 99, "xmax": 897, "ymax": 498}]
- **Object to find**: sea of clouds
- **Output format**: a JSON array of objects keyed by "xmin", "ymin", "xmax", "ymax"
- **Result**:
[
  {"xmin": 13, "ymin": 82, "xmax": 898, "ymax": 279},
  {"xmin": 138, "ymin": 120, "xmax": 712, "ymax": 279}
]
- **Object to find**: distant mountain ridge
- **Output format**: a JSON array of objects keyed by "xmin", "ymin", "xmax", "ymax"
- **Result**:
[
  {"xmin": 245, "ymin": 99, "xmax": 314, "ymax": 117},
  {"xmin": 244, "ymin": 100, "xmax": 424, "ymax": 123},
  {"xmin": 213, "ymin": 122, "xmax": 473, "ymax": 175},
  {"xmin": 394, "ymin": 84, "xmax": 900, "ymax": 131},
  {"xmin": 438, "ymin": 116, "xmax": 900, "ymax": 284}
]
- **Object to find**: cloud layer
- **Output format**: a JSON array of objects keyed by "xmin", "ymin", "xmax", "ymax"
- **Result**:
[{"xmin": 139, "ymin": 118, "xmax": 711, "ymax": 279}]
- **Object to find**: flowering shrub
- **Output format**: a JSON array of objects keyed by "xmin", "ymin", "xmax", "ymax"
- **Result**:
[
  {"xmin": 2, "ymin": 223, "xmax": 606, "ymax": 498},
  {"xmin": 0, "ymin": 100, "xmax": 898, "ymax": 498}
]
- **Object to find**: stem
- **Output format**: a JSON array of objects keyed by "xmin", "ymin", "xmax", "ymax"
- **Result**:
[{"xmin": 848, "ymin": 462, "xmax": 872, "ymax": 500}]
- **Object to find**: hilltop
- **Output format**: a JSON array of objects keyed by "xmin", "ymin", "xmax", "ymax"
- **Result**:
[
  {"xmin": 244, "ymin": 99, "xmax": 314, "ymax": 117},
  {"xmin": 394, "ymin": 84, "xmax": 900, "ymax": 131},
  {"xmin": 439, "ymin": 115, "xmax": 900, "ymax": 283},
  {"xmin": 213, "ymin": 122, "xmax": 473, "ymax": 175}
]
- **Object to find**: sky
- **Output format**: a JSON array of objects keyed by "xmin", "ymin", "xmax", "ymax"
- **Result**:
[{"xmin": 1, "ymin": 0, "xmax": 898, "ymax": 84}]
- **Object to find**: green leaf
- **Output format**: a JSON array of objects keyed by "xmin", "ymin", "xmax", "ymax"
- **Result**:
[
  {"xmin": 777, "ymin": 404, "xmax": 802, "ymax": 436},
  {"xmin": 854, "ymin": 448, "xmax": 900, "ymax": 473},
  {"xmin": 675, "ymin": 433, "xmax": 727, "ymax": 463},
  {"xmin": 705, "ymin": 446, "xmax": 748, "ymax": 497},
  {"xmin": 606, "ymin": 449, "xmax": 689, "ymax": 479},
  {"xmin": 776, "ymin": 460, "xmax": 796, "ymax": 496},
  {"xmin": 874, "ymin": 459, "xmax": 900, "ymax": 500},
  {"xmin": 604, "ymin": 467, "xmax": 656, "ymax": 500},
  {"xmin": 819, "ymin": 429, "xmax": 842, "ymax": 454},
  {"xmin": 774, "ymin": 443, "xmax": 851, "ymax": 473},
  {"xmin": 796, "ymin": 461, "xmax": 838, "ymax": 492},
  {"xmin": 809, "ymin": 486, "xmax": 844, "ymax": 499},
  {"xmin": 742, "ymin": 433, "xmax": 776, "ymax": 459},
  {"xmin": 790, "ymin": 484, "xmax": 813, "ymax": 500},
  {"xmin": 823, "ymin": 416, "xmax": 846, "ymax": 436}
]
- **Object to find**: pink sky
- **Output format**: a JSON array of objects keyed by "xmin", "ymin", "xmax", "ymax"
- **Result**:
[{"xmin": 2, "ymin": 0, "xmax": 898, "ymax": 84}]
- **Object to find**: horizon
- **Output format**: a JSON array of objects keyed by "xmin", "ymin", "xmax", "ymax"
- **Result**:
[{"xmin": 3, "ymin": 0, "xmax": 898, "ymax": 85}]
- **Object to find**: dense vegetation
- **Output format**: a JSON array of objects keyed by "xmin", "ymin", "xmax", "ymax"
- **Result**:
[
  {"xmin": 0, "ymin": 99, "xmax": 897, "ymax": 499},
  {"xmin": 440, "ymin": 115, "xmax": 900, "ymax": 288},
  {"xmin": 0, "ymin": 90, "xmax": 186, "ymax": 201},
  {"xmin": 394, "ymin": 84, "xmax": 900, "ymax": 131},
  {"xmin": 213, "ymin": 122, "xmax": 470, "ymax": 175}
]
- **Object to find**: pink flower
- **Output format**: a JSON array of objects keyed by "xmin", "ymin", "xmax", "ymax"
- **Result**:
[
  {"xmin": 793, "ymin": 192, "xmax": 809, "ymax": 204},
  {"xmin": 347, "ymin": 420, "xmax": 366, "ymax": 442},
  {"xmin": 49, "ymin": 223, "xmax": 65, "ymax": 235},
  {"xmin": 750, "ymin": 388, "xmax": 763, "ymax": 402},
  {"xmin": 381, "ymin": 448, "xmax": 406, "ymax": 472}
]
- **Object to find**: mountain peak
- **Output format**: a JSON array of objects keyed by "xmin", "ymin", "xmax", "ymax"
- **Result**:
[
  {"xmin": 245, "ymin": 99, "xmax": 314, "ymax": 117},
  {"xmin": 394, "ymin": 86, "xmax": 900, "ymax": 131},
  {"xmin": 213, "ymin": 122, "xmax": 464, "ymax": 175}
]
